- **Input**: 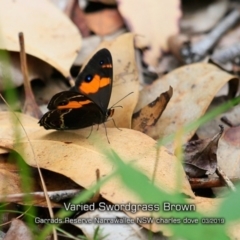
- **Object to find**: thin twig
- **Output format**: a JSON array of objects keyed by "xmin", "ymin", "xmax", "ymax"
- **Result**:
[
  {"xmin": 182, "ymin": 9, "xmax": 240, "ymax": 63},
  {"xmin": 189, "ymin": 176, "xmax": 239, "ymax": 189},
  {"xmin": 212, "ymin": 42, "xmax": 240, "ymax": 63},
  {"xmin": 0, "ymin": 189, "xmax": 82, "ymax": 203},
  {"xmin": 216, "ymin": 166, "xmax": 236, "ymax": 192},
  {"xmin": 19, "ymin": 32, "xmax": 42, "ymax": 118},
  {"xmin": 220, "ymin": 116, "xmax": 235, "ymax": 127},
  {"xmin": 90, "ymin": 169, "xmax": 101, "ymax": 202}
]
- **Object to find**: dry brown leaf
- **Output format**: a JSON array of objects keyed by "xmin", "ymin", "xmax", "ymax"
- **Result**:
[
  {"xmin": 93, "ymin": 33, "xmax": 139, "ymax": 128},
  {"xmin": 39, "ymin": 169, "xmax": 80, "ymax": 191},
  {"xmin": 71, "ymin": 0, "xmax": 91, "ymax": 37},
  {"xmin": 135, "ymin": 63, "xmax": 238, "ymax": 146},
  {"xmin": 0, "ymin": 0, "xmax": 81, "ymax": 77},
  {"xmin": 191, "ymin": 196, "xmax": 222, "ymax": 214},
  {"xmin": 132, "ymin": 86, "xmax": 173, "ymax": 133},
  {"xmin": 0, "ymin": 158, "xmax": 61, "ymax": 207},
  {"xmin": 117, "ymin": 0, "xmax": 181, "ymax": 66},
  {"xmin": 183, "ymin": 126, "xmax": 223, "ymax": 177},
  {"xmin": 3, "ymin": 219, "xmax": 33, "ymax": 240},
  {"xmin": 0, "ymin": 163, "xmax": 23, "ymax": 195},
  {"xmin": 0, "ymin": 52, "xmax": 52, "ymax": 91},
  {"xmin": 5, "ymin": 127, "xmax": 194, "ymax": 234},
  {"xmin": 0, "ymin": 112, "xmax": 39, "ymax": 154},
  {"xmin": 217, "ymin": 126, "xmax": 240, "ymax": 179},
  {"xmin": 85, "ymin": 9, "xmax": 124, "ymax": 36}
]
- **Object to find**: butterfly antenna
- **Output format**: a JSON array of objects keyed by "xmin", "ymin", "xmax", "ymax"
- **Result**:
[
  {"xmin": 111, "ymin": 105, "xmax": 123, "ymax": 109},
  {"xmin": 110, "ymin": 92, "xmax": 134, "ymax": 109}
]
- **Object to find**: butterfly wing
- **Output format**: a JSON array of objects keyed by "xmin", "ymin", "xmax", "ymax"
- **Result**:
[
  {"xmin": 39, "ymin": 91, "xmax": 105, "ymax": 129},
  {"xmin": 74, "ymin": 48, "xmax": 113, "ymax": 113}
]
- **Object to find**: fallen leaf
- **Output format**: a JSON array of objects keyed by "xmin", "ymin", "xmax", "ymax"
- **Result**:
[
  {"xmin": 84, "ymin": 8, "xmax": 124, "ymax": 36},
  {"xmin": 0, "ymin": 0, "xmax": 81, "ymax": 77},
  {"xmin": 117, "ymin": 0, "xmax": 181, "ymax": 66},
  {"xmin": 132, "ymin": 86, "xmax": 173, "ymax": 133},
  {"xmin": 183, "ymin": 126, "xmax": 223, "ymax": 178},
  {"xmin": 0, "ymin": 52, "xmax": 52, "ymax": 91},
  {"xmin": 70, "ymin": 0, "xmax": 91, "ymax": 37},
  {"xmin": 91, "ymin": 33, "xmax": 139, "ymax": 128},
  {"xmin": 191, "ymin": 196, "xmax": 222, "ymax": 214},
  {"xmin": 3, "ymin": 126, "xmax": 194, "ymax": 234},
  {"xmin": 73, "ymin": 29, "xmax": 126, "ymax": 66},
  {"xmin": 39, "ymin": 169, "xmax": 80, "ymax": 191},
  {"xmin": 12, "ymin": 127, "xmax": 193, "ymax": 196},
  {"xmin": 135, "ymin": 63, "xmax": 238, "ymax": 145},
  {"xmin": 0, "ymin": 112, "xmax": 39, "ymax": 154},
  {"xmin": 0, "ymin": 163, "xmax": 24, "ymax": 195},
  {"xmin": 217, "ymin": 125, "xmax": 240, "ymax": 179},
  {"xmin": 3, "ymin": 219, "xmax": 33, "ymax": 240},
  {"xmin": 0, "ymin": 157, "xmax": 61, "ymax": 207}
]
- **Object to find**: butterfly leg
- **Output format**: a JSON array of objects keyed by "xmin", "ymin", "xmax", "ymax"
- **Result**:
[
  {"xmin": 102, "ymin": 122, "xmax": 110, "ymax": 144},
  {"xmin": 86, "ymin": 125, "xmax": 93, "ymax": 139},
  {"xmin": 104, "ymin": 118, "xmax": 121, "ymax": 131},
  {"xmin": 111, "ymin": 118, "xmax": 122, "ymax": 131}
]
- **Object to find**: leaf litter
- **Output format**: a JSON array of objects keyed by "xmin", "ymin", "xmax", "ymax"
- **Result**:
[{"xmin": 0, "ymin": 0, "xmax": 240, "ymax": 239}]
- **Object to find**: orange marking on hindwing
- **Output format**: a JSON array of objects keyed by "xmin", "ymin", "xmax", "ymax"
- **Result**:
[
  {"xmin": 57, "ymin": 100, "xmax": 91, "ymax": 109},
  {"xmin": 79, "ymin": 75, "xmax": 110, "ymax": 94}
]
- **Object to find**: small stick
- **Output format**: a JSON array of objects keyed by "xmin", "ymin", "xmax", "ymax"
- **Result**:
[
  {"xmin": 189, "ymin": 176, "xmax": 239, "ymax": 189},
  {"xmin": 0, "ymin": 189, "xmax": 81, "ymax": 203},
  {"xmin": 212, "ymin": 42, "xmax": 240, "ymax": 63},
  {"xmin": 19, "ymin": 32, "xmax": 42, "ymax": 119},
  {"xmin": 216, "ymin": 166, "xmax": 236, "ymax": 192},
  {"xmin": 220, "ymin": 116, "xmax": 238, "ymax": 127},
  {"xmin": 182, "ymin": 9, "xmax": 240, "ymax": 63},
  {"xmin": 90, "ymin": 169, "xmax": 101, "ymax": 202}
]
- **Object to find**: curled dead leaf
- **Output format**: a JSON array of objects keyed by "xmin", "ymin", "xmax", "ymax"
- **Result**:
[
  {"xmin": 183, "ymin": 126, "xmax": 224, "ymax": 177},
  {"xmin": 132, "ymin": 86, "xmax": 173, "ymax": 133},
  {"xmin": 135, "ymin": 63, "xmax": 239, "ymax": 145}
]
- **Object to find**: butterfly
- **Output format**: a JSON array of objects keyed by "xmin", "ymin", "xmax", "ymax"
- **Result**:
[{"xmin": 39, "ymin": 48, "xmax": 115, "ymax": 140}]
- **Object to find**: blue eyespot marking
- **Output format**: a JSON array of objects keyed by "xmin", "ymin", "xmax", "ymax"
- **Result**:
[
  {"xmin": 99, "ymin": 60, "xmax": 104, "ymax": 65},
  {"xmin": 85, "ymin": 74, "xmax": 93, "ymax": 82}
]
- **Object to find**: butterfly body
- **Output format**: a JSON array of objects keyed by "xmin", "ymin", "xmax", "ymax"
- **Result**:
[{"xmin": 39, "ymin": 48, "xmax": 114, "ymax": 131}]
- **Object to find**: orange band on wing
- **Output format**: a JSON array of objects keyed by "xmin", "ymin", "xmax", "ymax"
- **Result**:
[
  {"xmin": 79, "ymin": 75, "xmax": 110, "ymax": 94},
  {"xmin": 57, "ymin": 100, "xmax": 91, "ymax": 109}
]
